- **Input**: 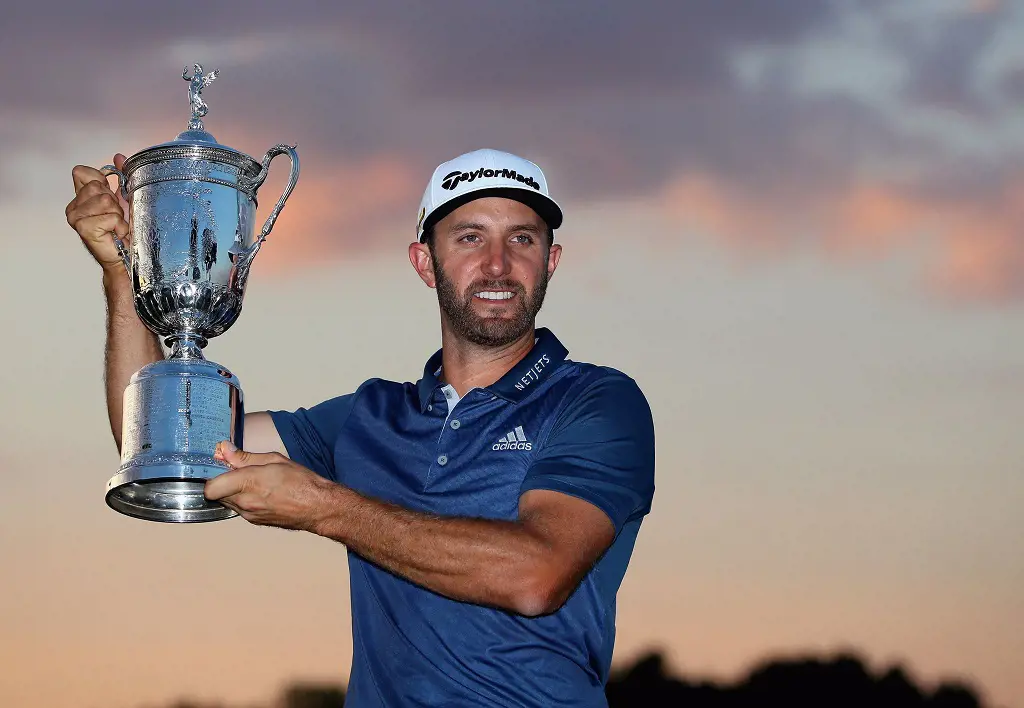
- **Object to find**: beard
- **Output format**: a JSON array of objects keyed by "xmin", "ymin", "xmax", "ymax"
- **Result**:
[{"xmin": 433, "ymin": 261, "xmax": 549, "ymax": 348}]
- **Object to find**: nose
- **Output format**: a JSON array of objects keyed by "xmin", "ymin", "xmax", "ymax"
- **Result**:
[{"xmin": 481, "ymin": 240, "xmax": 511, "ymax": 278}]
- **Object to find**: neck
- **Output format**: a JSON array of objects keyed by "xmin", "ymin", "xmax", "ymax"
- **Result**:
[{"xmin": 438, "ymin": 324, "xmax": 537, "ymax": 397}]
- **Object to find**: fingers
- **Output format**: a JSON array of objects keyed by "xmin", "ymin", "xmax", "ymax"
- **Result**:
[
  {"xmin": 67, "ymin": 187, "xmax": 123, "ymax": 219},
  {"xmin": 66, "ymin": 190, "xmax": 129, "ymax": 238},
  {"xmin": 71, "ymin": 155, "xmax": 128, "ymax": 191},
  {"xmin": 206, "ymin": 442, "xmax": 290, "ymax": 512},
  {"xmin": 67, "ymin": 181, "xmax": 125, "ymax": 218},
  {"xmin": 204, "ymin": 468, "xmax": 248, "ymax": 501},
  {"xmin": 73, "ymin": 214, "xmax": 130, "ymax": 241},
  {"xmin": 71, "ymin": 164, "xmax": 109, "ymax": 192},
  {"xmin": 69, "ymin": 176, "xmax": 120, "ymax": 206},
  {"xmin": 215, "ymin": 440, "xmax": 284, "ymax": 469},
  {"xmin": 72, "ymin": 159, "xmax": 128, "ymax": 212},
  {"xmin": 68, "ymin": 159, "xmax": 132, "ymax": 271}
]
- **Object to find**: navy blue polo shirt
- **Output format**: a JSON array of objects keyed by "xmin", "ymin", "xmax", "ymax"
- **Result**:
[{"xmin": 269, "ymin": 328, "xmax": 655, "ymax": 707}]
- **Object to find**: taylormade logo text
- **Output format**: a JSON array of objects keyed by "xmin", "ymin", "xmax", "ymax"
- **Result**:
[{"xmin": 442, "ymin": 168, "xmax": 540, "ymax": 191}]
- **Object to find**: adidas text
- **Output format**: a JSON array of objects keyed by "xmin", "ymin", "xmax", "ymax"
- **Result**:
[
  {"xmin": 492, "ymin": 440, "xmax": 533, "ymax": 451},
  {"xmin": 493, "ymin": 426, "xmax": 532, "ymax": 451}
]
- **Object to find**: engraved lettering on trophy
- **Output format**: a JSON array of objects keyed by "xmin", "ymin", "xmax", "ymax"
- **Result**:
[
  {"xmin": 158, "ymin": 181, "xmax": 216, "ymax": 252},
  {"xmin": 182, "ymin": 378, "xmax": 193, "ymax": 430}
]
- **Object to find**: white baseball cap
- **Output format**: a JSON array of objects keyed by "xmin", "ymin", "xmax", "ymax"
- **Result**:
[{"xmin": 416, "ymin": 148, "xmax": 563, "ymax": 242}]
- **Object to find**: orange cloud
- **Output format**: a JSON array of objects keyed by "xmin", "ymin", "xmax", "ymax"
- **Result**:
[
  {"xmin": 826, "ymin": 185, "xmax": 938, "ymax": 258},
  {"xmin": 661, "ymin": 172, "xmax": 1024, "ymax": 302},
  {"xmin": 252, "ymin": 155, "xmax": 420, "ymax": 272},
  {"xmin": 659, "ymin": 174, "xmax": 793, "ymax": 261},
  {"xmin": 932, "ymin": 218, "xmax": 1024, "ymax": 301},
  {"xmin": 970, "ymin": 0, "xmax": 1001, "ymax": 13}
]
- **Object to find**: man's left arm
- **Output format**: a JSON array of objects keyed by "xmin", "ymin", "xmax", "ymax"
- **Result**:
[
  {"xmin": 205, "ymin": 373, "xmax": 655, "ymax": 617},
  {"xmin": 328, "ymin": 482, "xmax": 615, "ymax": 617},
  {"xmin": 205, "ymin": 446, "xmax": 612, "ymax": 617}
]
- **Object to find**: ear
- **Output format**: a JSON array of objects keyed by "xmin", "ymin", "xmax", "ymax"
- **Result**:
[
  {"xmin": 409, "ymin": 241, "xmax": 436, "ymax": 288},
  {"xmin": 546, "ymin": 243, "xmax": 562, "ymax": 280}
]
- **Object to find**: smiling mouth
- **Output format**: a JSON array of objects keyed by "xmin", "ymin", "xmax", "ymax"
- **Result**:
[{"xmin": 474, "ymin": 290, "xmax": 516, "ymax": 301}]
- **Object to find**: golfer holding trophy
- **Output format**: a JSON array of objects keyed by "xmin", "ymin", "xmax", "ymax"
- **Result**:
[{"xmin": 66, "ymin": 60, "xmax": 655, "ymax": 708}]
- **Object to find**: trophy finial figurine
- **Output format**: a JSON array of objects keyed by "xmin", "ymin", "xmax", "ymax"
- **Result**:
[{"xmin": 183, "ymin": 63, "xmax": 220, "ymax": 131}]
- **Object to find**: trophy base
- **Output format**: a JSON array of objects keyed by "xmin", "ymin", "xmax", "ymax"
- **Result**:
[
  {"xmin": 106, "ymin": 456, "xmax": 238, "ymax": 523},
  {"xmin": 111, "ymin": 354, "xmax": 244, "ymax": 523}
]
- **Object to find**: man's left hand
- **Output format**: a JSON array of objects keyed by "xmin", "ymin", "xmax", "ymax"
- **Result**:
[{"xmin": 205, "ymin": 441, "xmax": 331, "ymax": 531}]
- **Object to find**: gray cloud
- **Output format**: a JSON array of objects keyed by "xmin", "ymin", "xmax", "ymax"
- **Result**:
[
  {"xmin": 897, "ymin": 8, "xmax": 1003, "ymax": 115},
  {"xmin": 1, "ymin": 2, "xmax": 1009, "ymax": 188},
  {"xmin": 0, "ymin": 1, "xmax": 838, "ymax": 163},
  {"xmin": 6, "ymin": 0, "xmax": 1024, "ymax": 298},
  {"xmin": 0, "ymin": 0, "xmax": 850, "ymax": 237},
  {"xmin": 2, "ymin": 1, "xmax": 834, "ymax": 104}
]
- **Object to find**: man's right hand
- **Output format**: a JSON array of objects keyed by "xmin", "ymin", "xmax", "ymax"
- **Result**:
[{"xmin": 65, "ymin": 153, "xmax": 131, "ymax": 274}]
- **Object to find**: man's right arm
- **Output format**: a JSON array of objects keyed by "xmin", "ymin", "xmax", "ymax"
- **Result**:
[
  {"xmin": 70, "ymin": 157, "xmax": 287, "ymax": 457},
  {"xmin": 101, "ymin": 266, "xmax": 163, "ymax": 452},
  {"xmin": 102, "ymin": 266, "xmax": 286, "ymax": 455}
]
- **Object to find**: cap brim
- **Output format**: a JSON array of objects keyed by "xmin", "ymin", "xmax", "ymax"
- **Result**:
[{"xmin": 420, "ymin": 186, "xmax": 563, "ymax": 242}]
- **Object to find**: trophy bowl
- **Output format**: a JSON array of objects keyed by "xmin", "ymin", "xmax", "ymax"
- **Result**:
[{"xmin": 101, "ymin": 64, "xmax": 299, "ymax": 522}]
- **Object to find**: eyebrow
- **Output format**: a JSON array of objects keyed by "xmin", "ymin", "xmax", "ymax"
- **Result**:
[
  {"xmin": 507, "ymin": 223, "xmax": 542, "ymax": 234},
  {"xmin": 449, "ymin": 221, "xmax": 488, "ymax": 233},
  {"xmin": 449, "ymin": 222, "xmax": 543, "ymax": 234}
]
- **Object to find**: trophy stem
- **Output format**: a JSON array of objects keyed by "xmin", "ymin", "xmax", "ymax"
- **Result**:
[{"xmin": 166, "ymin": 333, "xmax": 208, "ymax": 360}]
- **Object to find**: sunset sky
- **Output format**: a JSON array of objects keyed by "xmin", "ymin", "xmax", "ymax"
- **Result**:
[{"xmin": 1, "ymin": 2, "xmax": 1022, "ymax": 707}]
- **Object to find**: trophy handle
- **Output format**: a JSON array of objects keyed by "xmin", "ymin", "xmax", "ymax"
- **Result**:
[
  {"xmin": 239, "ymin": 144, "xmax": 300, "ymax": 266},
  {"xmin": 100, "ymin": 164, "xmax": 132, "ymax": 277}
]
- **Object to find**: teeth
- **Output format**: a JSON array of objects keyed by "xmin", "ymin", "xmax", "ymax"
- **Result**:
[{"xmin": 475, "ymin": 291, "xmax": 514, "ymax": 300}]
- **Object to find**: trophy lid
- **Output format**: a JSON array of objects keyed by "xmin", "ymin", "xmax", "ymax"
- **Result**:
[
  {"xmin": 170, "ymin": 128, "xmax": 220, "ymax": 145},
  {"xmin": 122, "ymin": 64, "xmax": 260, "ymax": 176}
]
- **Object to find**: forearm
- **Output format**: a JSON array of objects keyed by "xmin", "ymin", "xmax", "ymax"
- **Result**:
[
  {"xmin": 314, "ymin": 484, "xmax": 560, "ymax": 616},
  {"xmin": 102, "ymin": 267, "xmax": 163, "ymax": 452}
]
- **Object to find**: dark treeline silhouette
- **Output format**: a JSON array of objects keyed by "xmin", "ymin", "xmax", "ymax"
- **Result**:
[
  {"xmin": 153, "ymin": 649, "xmax": 998, "ymax": 708},
  {"xmin": 605, "ymin": 651, "xmax": 990, "ymax": 708}
]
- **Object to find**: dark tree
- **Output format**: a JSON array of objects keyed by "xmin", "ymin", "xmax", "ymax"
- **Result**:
[
  {"xmin": 278, "ymin": 683, "xmax": 346, "ymax": 708},
  {"xmin": 606, "ymin": 650, "xmax": 989, "ymax": 708}
]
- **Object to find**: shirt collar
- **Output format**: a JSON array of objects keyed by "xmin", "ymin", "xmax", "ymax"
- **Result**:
[{"xmin": 417, "ymin": 327, "xmax": 569, "ymax": 411}]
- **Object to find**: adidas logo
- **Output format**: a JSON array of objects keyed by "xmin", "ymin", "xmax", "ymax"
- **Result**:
[{"xmin": 492, "ymin": 426, "xmax": 532, "ymax": 451}]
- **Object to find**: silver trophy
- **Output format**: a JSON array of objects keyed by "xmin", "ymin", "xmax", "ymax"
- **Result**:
[{"xmin": 101, "ymin": 64, "xmax": 299, "ymax": 522}]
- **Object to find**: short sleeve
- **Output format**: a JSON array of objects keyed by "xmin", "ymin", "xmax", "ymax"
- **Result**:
[
  {"xmin": 268, "ymin": 394, "xmax": 355, "ymax": 482},
  {"xmin": 520, "ymin": 372, "xmax": 656, "ymax": 533}
]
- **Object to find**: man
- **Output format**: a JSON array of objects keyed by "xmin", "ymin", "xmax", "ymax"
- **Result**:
[{"xmin": 66, "ymin": 148, "xmax": 656, "ymax": 707}]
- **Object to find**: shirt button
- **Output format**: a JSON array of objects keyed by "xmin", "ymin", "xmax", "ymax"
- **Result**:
[
  {"xmin": 437, "ymin": 455, "xmax": 448, "ymax": 466},
  {"xmin": 450, "ymin": 419, "xmax": 461, "ymax": 429},
  {"xmin": 427, "ymin": 404, "xmax": 432, "ymax": 411}
]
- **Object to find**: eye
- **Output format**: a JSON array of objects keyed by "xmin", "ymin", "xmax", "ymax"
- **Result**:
[
  {"xmin": 511, "ymin": 233, "xmax": 535, "ymax": 244},
  {"xmin": 459, "ymin": 233, "xmax": 481, "ymax": 243}
]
